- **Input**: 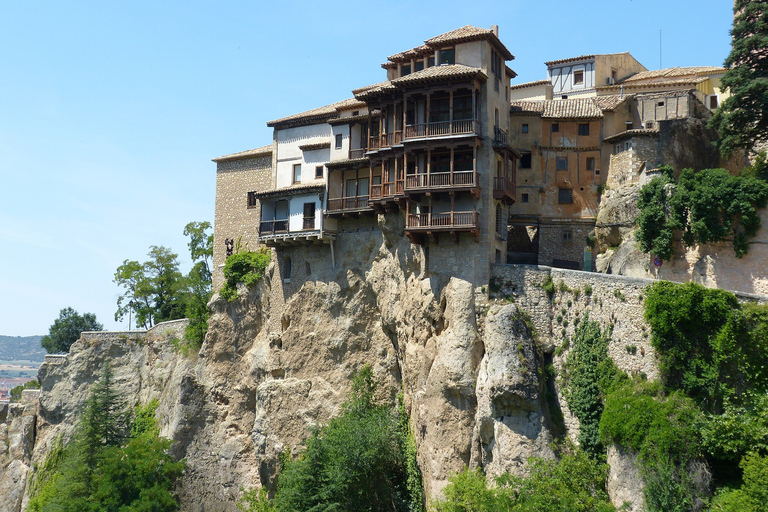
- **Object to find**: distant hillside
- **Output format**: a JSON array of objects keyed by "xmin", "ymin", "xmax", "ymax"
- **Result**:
[{"xmin": 0, "ymin": 335, "xmax": 46, "ymax": 361}]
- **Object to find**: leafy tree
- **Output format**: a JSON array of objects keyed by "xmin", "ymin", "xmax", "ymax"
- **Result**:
[
  {"xmin": 183, "ymin": 222, "xmax": 213, "ymax": 349},
  {"xmin": 709, "ymin": 1, "xmax": 768, "ymax": 156},
  {"xmin": 10, "ymin": 379, "xmax": 40, "ymax": 401},
  {"xmin": 709, "ymin": 452, "xmax": 768, "ymax": 511},
  {"xmin": 41, "ymin": 307, "xmax": 104, "ymax": 353},
  {"xmin": 114, "ymin": 245, "xmax": 186, "ymax": 329}
]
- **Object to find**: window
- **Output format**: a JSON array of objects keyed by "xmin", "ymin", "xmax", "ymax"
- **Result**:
[
  {"xmin": 303, "ymin": 202, "xmax": 316, "ymax": 230},
  {"xmin": 558, "ymin": 187, "xmax": 573, "ymax": 204},
  {"xmin": 522, "ymin": 124, "xmax": 529, "ymax": 134},
  {"xmin": 552, "ymin": 123, "xmax": 559, "ymax": 133},
  {"xmin": 439, "ymin": 48, "xmax": 455, "ymax": 65},
  {"xmin": 315, "ymin": 166, "xmax": 323, "ymax": 179},
  {"xmin": 522, "ymin": 193, "xmax": 529, "ymax": 203},
  {"xmin": 578, "ymin": 123, "xmax": 589, "ymax": 136},
  {"xmin": 402, "ymin": 64, "xmax": 411, "ymax": 76},
  {"xmin": 556, "ymin": 156, "xmax": 568, "ymax": 171},
  {"xmin": 657, "ymin": 101, "xmax": 665, "ymax": 107},
  {"xmin": 563, "ymin": 229, "xmax": 573, "ymax": 241},
  {"xmin": 247, "ymin": 191, "xmax": 258, "ymax": 209},
  {"xmin": 710, "ymin": 95, "xmax": 719, "ymax": 109},
  {"xmin": 352, "ymin": 111, "xmax": 359, "ymax": 116},
  {"xmin": 586, "ymin": 157, "xmax": 595, "ymax": 171},
  {"xmin": 415, "ymin": 60, "xmax": 424, "ymax": 72},
  {"xmin": 283, "ymin": 257, "xmax": 291, "ymax": 283},
  {"xmin": 520, "ymin": 152, "xmax": 532, "ymax": 169},
  {"xmin": 293, "ymin": 163, "xmax": 301, "ymax": 183},
  {"xmin": 495, "ymin": 203, "xmax": 504, "ymax": 236},
  {"xmin": 611, "ymin": 69, "xmax": 618, "ymax": 81},
  {"xmin": 335, "ymin": 133, "xmax": 343, "ymax": 149},
  {"xmin": 561, "ymin": 95, "xmax": 568, "ymax": 100},
  {"xmin": 573, "ymin": 70, "xmax": 584, "ymax": 85},
  {"xmin": 428, "ymin": 56, "xmax": 435, "ymax": 67}
]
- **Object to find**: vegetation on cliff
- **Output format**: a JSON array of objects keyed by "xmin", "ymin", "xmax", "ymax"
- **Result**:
[
  {"xmin": 238, "ymin": 365, "xmax": 424, "ymax": 512},
  {"xmin": 28, "ymin": 363, "xmax": 184, "ymax": 511},
  {"xmin": 636, "ymin": 166, "xmax": 768, "ymax": 260},
  {"xmin": 41, "ymin": 307, "xmax": 103, "ymax": 353},
  {"xmin": 220, "ymin": 247, "xmax": 271, "ymax": 302}
]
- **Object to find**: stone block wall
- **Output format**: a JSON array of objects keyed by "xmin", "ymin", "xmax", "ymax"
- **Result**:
[
  {"xmin": 213, "ymin": 153, "xmax": 273, "ymax": 290},
  {"xmin": 537, "ymin": 220, "xmax": 595, "ymax": 269}
]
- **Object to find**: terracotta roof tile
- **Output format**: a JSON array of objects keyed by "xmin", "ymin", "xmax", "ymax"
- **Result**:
[
  {"xmin": 545, "ymin": 54, "xmax": 597, "ymax": 66},
  {"xmin": 386, "ymin": 25, "xmax": 514, "ymax": 65},
  {"xmin": 510, "ymin": 101, "xmax": 546, "ymax": 115},
  {"xmin": 299, "ymin": 142, "xmax": 331, "ymax": 151},
  {"xmin": 621, "ymin": 66, "xmax": 727, "ymax": 83},
  {"xmin": 212, "ymin": 144, "xmax": 272, "ymax": 162},
  {"xmin": 267, "ymin": 98, "xmax": 366, "ymax": 127},
  {"xmin": 593, "ymin": 95, "xmax": 631, "ymax": 111},
  {"xmin": 603, "ymin": 128, "xmax": 659, "ymax": 144},
  {"xmin": 509, "ymin": 79, "xmax": 551, "ymax": 91},
  {"xmin": 252, "ymin": 183, "xmax": 325, "ymax": 200},
  {"xmin": 391, "ymin": 64, "xmax": 486, "ymax": 86},
  {"xmin": 511, "ymin": 96, "xmax": 627, "ymax": 119}
]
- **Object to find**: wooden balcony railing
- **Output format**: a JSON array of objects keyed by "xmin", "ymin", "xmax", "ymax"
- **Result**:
[
  {"xmin": 260, "ymin": 219, "xmax": 289, "ymax": 235},
  {"xmin": 369, "ymin": 131, "xmax": 403, "ymax": 150},
  {"xmin": 303, "ymin": 216, "xmax": 316, "ymax": 230},
  {"xmin": 327, "ymin": 195, "xmax": 370, "ymax": 211},
  {"xmin": 370, "ymin": 180, "xmax": 404, "ymax": 200},
  {"xmin": 493, "ymin": 176, "xmax": 516, "ymax": 199},
  {"xmin": 406, "ymin": 210, "xmax": 478, "ymax": 229},
  {"xmin": 494, "ymin": 127, "xmax": 508, "ymax": 145},
  {"xmin": 405, "ymin": 170, "xmax": 476, "ymax": 190},
  {"xmin": 404, "ymin": 119, "xmax": 480, "ymax": 139},
  {"xmin": 349, "ymin": 148, "xmax": 366, "ymax": 159}
]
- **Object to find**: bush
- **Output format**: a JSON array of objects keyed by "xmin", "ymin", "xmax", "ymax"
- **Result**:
[
  {"xmin": 709, "ymin": 453, "xmax": 768, "ymax": 512},
  {"xmin": 10, "ymin": 379, "xmax": 40, "ymax": 402},
  {"xmin": 221, "ymin": 249, "xmax": 271, "ymax": 302}
]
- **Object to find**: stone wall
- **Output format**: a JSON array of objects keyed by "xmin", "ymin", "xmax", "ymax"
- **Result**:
[
  {"xmin": 537, "ymin": 219, "xmax": 595, "ymax": 269},
  {"xmin": 213, "ymin": 154, "xmax": 273, "ymax": 289}
]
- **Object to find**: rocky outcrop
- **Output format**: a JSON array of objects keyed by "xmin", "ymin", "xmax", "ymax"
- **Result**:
[
  {"xmin": 606, "ymin": 444, "xmax": 645, "ymax": 512},
  {"xmin": 1, "ymin": 398, "xmax": 38, "ymax": 512}
]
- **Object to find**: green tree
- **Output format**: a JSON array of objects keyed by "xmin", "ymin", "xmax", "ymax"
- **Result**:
[
  {"xmin": 114, "ymin": 245, "xmax": 186, "ymax": 329},
  {"xmin": 709, "ymin": 1, "xmax": 768, "ymax": 156},
  {"xmin": 41, "ymin": 307, "xmax": 104, "ymax": 353},
  {"xmin": 183, "ymin": 222, "xmax": 213, "ymax": 348}
]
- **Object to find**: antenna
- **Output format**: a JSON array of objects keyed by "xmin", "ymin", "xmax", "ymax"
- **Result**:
[{"xmin": 660, "ymin": 29, "xmax": 663, "ymax": 69}]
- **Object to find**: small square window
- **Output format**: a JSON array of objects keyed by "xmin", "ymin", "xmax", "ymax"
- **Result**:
[
  {"xmin": 578, "ymin": 123, "xmax": 589, "ymax": 136},
  {"xmin": 552, "ymin": 123, "xmax": 559, "ymax": 133},
  {"xmin": 352, "ymin": 110, "xmax": 359, "ymax": 116},
  {"xmin": 335, "ymin": 133, "xmax": 343, "ymax": 149},
  {"xmin": 293, "ymin": 163, "xmax": 302, "ymax": 183},
  {"xmin": 561, "ymin": 95, "xmax": 568, "ymax": 100},
  {"xmin": 556, "ymin": 156, "xmax": 568, "ymax": 170},
  {"xmin": 522, "ymin": 124, "xmax": 529, "ymax": 134},
  {"xmin": 558, "ymin": 187, "xmax": 573, "ymax": 204},
  {"xmin": 573, "ymin": 70, "xmax": 584, "ymax": 85},
  {"xmin": 439, "ymin": 48, "xmax": 455, "ymax": 65},
  {"xmin": 315, "ymin": 166, "xmax": 323, "ymax": 179},
  {"xmin": 563, "ymin": 229, "xmax": 573, "ymax": 241},
  {"xmin": 658, "ymin": 101, "xmax": 665, "ymax": 107},
  {"xmin": 522, "ymin": 193, "xmax": 529, "ymax": 203}
]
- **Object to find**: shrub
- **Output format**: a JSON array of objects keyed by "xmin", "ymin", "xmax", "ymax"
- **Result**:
[{"xmin": 221, "ymin": 249, "xmax": 271, "ymax": 302}]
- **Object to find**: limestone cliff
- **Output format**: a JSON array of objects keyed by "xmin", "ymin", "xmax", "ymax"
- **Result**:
[{"xmin": 3, "ymin": 218, "xmax": 661, "ymax": 511}]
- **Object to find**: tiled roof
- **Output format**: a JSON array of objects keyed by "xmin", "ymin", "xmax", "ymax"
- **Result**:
[
  {"xmin": 299, "ymin": 142, "xmax": 331, "ymax": 151},
  {"xmin": 599, "ymin": 78, "xmax": 707, "ymax": 92},
  {"xmin": 511, "ymin": 95, "xmax": 628, "ymax": 119},
  {"xmin": 545, "ymin": 54, "xmax": 597, "ymax": 66},
  {"xmin": 510, "ymin": 101, "xmax": 546, "ymax": 115},
  {"xmin": 505, "ymin": 65, "xmax": 517, "ymax": 78},
  {"xmin": 542, "ymin": 99, "xmax": 604, "ymax": 119},
  {"xmin": 328, "ymin": 113, "xmax": 374, "ymax": 126},
  {"xmin": 509, "ymin": 79, "xmax": 551, "ymax": 91},
  {"xmin": 252, "ymin": 183, "xmax": 325, "ymax": 200},
  {"xmin": 326, "ymin": 157, "xmax": 370, "ymax": 169},
  {"xmin": 603, "ymin": 128, "xmax": 659, "ymax": 144},
  {"xmin": 621, "ymin": 66, "xmax": 727, "ymax": 83},
  {"xmin": 212, "ymin": 144, "xmax": 272, "ymax": 163},
  {"xmin": 391, "ymin": 64, "xmax": 486, "ymax": 86},
  {"xmin": 386, "ymin": 25, "xmax": 514, "ymax": 64},
  {"xmin": 267, "ymin": 98, "xmax": 366, "ymax": 128}
]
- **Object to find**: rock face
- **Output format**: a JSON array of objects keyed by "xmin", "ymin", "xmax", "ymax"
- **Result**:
[
  {"xmin": 3, "ymin": 225, "xmax": 661, "ymax": 510},
  {"xmin": 0, "ymin": 398, "xmax": 38, "ymax": 512}
]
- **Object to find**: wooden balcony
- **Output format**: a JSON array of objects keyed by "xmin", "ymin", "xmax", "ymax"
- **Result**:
[
  {"xmin": 349, "ymin": 148, "xmax": 367, "ymax": 159},
  {"xmin": 368, "ymin": 131, "xmax": 403, "ymax": 151},
  {"xmin": 405, "ymin": 210, "xmax": 479, "ymax": 244},
  {"xmin": 493, "ymin": 127, "xmax": 508, "ymax": 145},
  {"xmin": 260, "ymin": 219, "xmax": 289, "ymax": 235},
  {"xmin": 404, "ymin": 120, "xmax": 480, "ymax": 140},
  {"xmin": 370, "ymin": 180, "xmax": 405, "ymax": 200},
  {"xmin": 493, "ymin": 176, "xmax": 516, "ymax": 203},
  {"xmin": 302, "ymin": 216, "xmax": 316, "ymax": 230},
  {"xmin": 327, "ymin": 195, "xmax": 371, "ymax": 215},
  {"xmin": 404, "ymin": 170, "xmax": 478, "ymax": 194}
]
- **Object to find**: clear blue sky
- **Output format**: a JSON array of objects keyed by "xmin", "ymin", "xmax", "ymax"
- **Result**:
[{"xmin": 0, "ymin": 0, "xmax": 734, "ymax": 336}]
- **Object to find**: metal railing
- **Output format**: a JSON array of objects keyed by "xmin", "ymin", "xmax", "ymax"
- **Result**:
[
  {"xmin": 406, "ymin": 210, "xmax": 478, "ymax": 229},
  {"xmin": 404, "ymin": 119, "xmax": 479, "ymax": 139},
  {"xmin": 405, "ymin": 170, "xmax": 476, "ymax": 190},
  {"xmin": 327, "ymin": 195, "xmax": 370, "ymax": 211},
  {"xmin": 494, "ymin": 127, "xmax": 508, "ymax": 145},
  {"xmin": 260, "ymin": 219, "xmax": 289, "ymax": 235}
]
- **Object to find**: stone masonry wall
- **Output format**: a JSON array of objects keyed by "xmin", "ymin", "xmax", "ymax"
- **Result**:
[
  {"xmin": 537, "ymin": 220, "xmax": 595, "ymax": 269},
  {"xmin": 213, "ymin": 154, "xmax": 273, "ymax": 290}
]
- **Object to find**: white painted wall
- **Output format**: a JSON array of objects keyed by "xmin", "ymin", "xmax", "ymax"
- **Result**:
[
  {"xmin": 276, "ymin": 123, "xmax": 333, "ymax": 188},
  {"xmin": 287, "ymin": 194, "xmax": 322, "ymax": 232}
]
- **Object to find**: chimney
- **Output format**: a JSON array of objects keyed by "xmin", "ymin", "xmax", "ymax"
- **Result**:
[{"xmin": 491, "ymin": 24, "xmax": 499, "ymax": 36}]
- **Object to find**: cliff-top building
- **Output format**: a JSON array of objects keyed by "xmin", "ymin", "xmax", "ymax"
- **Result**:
[{"xmin": 213, "ymin": 25, "xmax": 519, "ymax": 290}]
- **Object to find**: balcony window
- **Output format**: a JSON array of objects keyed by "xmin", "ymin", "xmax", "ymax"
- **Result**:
[
  {"xmin": 429, "ymin": 95, "xmax": 450, "ymax": 123},
  {"xmin": 293, "ymin": 164, "xmax": 302, "ymax": 183},
  {"xmin": 454, "ymin": 94, "xmax": 473, "ymax": 120},
  {"xmin": 439, "ymin": 48, "xmax": 455, "ymax": 65},
  {"xmin": 303, "ymin": 202, "xmax": 316, "ymax": 230}
]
